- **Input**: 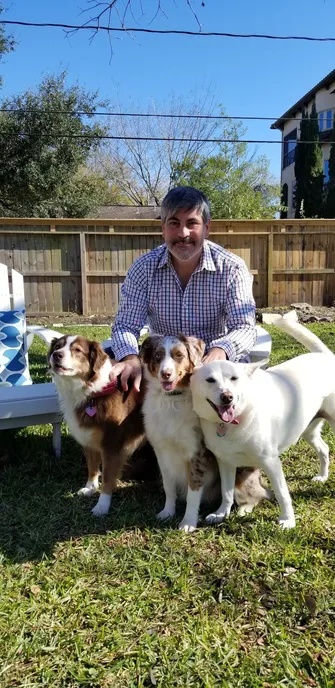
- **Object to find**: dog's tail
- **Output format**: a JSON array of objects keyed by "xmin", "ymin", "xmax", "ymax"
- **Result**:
[{"xmin": 263, "ymin": 310, "xmax": 332, "ymax": 355}]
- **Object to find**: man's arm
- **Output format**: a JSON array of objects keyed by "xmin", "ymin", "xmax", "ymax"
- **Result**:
[
  {"xmin": 110, "ymin": 259, "xmax": 148, "ymax": 391},
  {"xmin": 111, "ymin": 259, "xmax": 148, "ymax": 360},
  {"xmin": 207, "ymin": 263, "xmax": 256, "ymax": 362}
]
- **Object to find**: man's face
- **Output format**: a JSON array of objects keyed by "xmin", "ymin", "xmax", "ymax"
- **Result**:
[{"xmin": 162, "ymin": 207, "xmax": 210, "ymax": 265}]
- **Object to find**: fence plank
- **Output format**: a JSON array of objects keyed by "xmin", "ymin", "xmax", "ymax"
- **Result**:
[{"xmin": 80, "ymin": 232, "xmax": 88, "ymax": 316}]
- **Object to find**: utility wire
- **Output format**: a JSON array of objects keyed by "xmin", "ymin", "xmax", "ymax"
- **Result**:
[
  {"xmin": 0, "ymin": 108, "xmax": 330, "ymax": 123},
  {"xmin": 2, "ymin": 19, "xmax": 335, "ymax": 42},
  {"xmin": 0, "ymin": 132, "xmax": 322, "ymax": 143}
]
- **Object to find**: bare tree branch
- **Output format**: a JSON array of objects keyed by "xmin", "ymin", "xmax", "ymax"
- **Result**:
[
  {"xmin": 80, "ymin": 0, "xmax": 204, "ymax": 33},
  {"xmin": 94, "ymin": 89, "xmax": 222, "ymax": 204}
]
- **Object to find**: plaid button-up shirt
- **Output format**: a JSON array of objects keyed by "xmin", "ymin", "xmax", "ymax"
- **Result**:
[{"xmin": 111, "ymin": 240, "xmax": 256, "ymax": 362}]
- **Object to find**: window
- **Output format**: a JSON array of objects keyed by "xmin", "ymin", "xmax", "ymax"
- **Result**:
[
  {"xmin": 280, "ymin": 183, "xmax": 288, "ymax": 219},
  {"xmin": 292, "ymin": 181, "xmax": 297, "ymax": 211},
  {"xmin": 324, "ymin": 159, "xmax": 330, "ymax": 184},
  {"xmin": 326, "ymin": 110, "xmax": 333, "ymax": 129},
  {"xmin": 319, "ymin": 109, "xmax": 334, "ymax": 131},
  {"xmin": 283, "ymin": 129, "xmax": 297, "ymax": 169}
]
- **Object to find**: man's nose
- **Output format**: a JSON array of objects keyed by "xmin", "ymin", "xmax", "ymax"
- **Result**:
[{"xmin": 178, "ymin": 225, "xmax": 190, "ymax": 238}]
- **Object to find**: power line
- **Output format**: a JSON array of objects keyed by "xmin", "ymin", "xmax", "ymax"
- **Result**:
[
  {"xmin": 0, "ymin": 132, "xmax": 324, "ymax": 143},
  {"xmin": 0, "ymin": 108, "xmax": 328, "ymax": 123},
  {"xmin": 2, "ymin": 19, "xmax": 335, "ymax": 42}
]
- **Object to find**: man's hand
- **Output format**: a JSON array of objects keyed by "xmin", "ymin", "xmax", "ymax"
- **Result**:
[
  {"xmin": 109, "ymin": 354, "xmax": 142, "ymax": 392},
  {"xmin": 202, "ymin": 347, "xmax": 227, "ymax": 364}
]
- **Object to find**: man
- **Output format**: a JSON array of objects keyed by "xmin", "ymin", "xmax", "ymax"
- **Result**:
[{"xmin": 110, "ymin": 186, "xmax": 256, "ymax": 391}]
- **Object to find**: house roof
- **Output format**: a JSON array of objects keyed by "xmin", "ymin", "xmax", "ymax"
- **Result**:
[
  {"xmin": 87, "ymin": 205, "xmax": 161, "ymax": 220},
  {"xmin": 271, "ymin": 68, "xmax": 335, "ymax": 131}
]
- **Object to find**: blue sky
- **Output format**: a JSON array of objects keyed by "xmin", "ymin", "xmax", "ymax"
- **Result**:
[{"xmin": 1, "ymin": 0, "xmax": 335, "ymax": 180}]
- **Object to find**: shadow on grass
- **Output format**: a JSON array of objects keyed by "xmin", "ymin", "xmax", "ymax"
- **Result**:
[{"xmin": 0, "ymin": 429, "xmax": 165, "ymax": 564}]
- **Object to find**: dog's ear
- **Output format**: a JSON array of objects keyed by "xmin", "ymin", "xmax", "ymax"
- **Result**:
[
  {"xmin": 181, "ymin": 335, "xmax": 206, "ymax": 369},
  {"xmin": 139, "ymin": 335, "xmax": 161, "ymax": 364},
  {"xmin": 88, "ymin": 341, "xmax": 107, "ymax": 377},
  {"xmin": 244, "ymin": 359, "xmax": 268, "ymax": 376}
]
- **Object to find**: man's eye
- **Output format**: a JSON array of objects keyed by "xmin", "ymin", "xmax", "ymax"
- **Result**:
[{"xmin": 206, "ymin": 377, "xmax": 216, "ymax": 383}]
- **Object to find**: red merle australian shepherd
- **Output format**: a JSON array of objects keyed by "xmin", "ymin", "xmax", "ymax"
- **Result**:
[{"xmin": 48, "ymin": 335, "xmax": 146, "ymax": 516}]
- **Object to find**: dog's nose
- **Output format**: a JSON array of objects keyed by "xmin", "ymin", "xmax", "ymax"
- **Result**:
[
  {"xmin": 161, "ymin": 370, "xmax": 172, "ymax": 380},
  {"xmin": 220, "ymin": 392, "xmax": 233, "ymax": 405},
  {"xmin": 53, "ymin": 350, "xmax": 63, "ymax": 362}
]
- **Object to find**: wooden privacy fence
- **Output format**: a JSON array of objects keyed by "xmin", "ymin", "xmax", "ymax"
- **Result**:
[{"xmin": 1, "ymin": 217, "xmax": 335, "ymax": 314}]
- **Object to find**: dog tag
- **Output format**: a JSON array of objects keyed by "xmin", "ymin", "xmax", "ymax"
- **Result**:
[
  {"xmin": 216, "ymin": 423, "xmax": 226, "ymax": 437},
  {"xmin": 86, "ymin": 401, "xmax": 97, "ymax": 417}
]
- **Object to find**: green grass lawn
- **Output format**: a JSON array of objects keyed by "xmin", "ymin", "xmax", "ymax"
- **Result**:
[{"xmin": 1, "ymin": 324, "xmax": 335, "ymax": 687}]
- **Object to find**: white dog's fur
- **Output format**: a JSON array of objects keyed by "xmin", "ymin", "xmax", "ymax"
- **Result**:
[
  {"xmin": 141, "ymin": 334, "xmax": 270, "ymax": 532},
  {"xmin": 190, "ymin": 311, "xmax": 335, "ymax": 529}
]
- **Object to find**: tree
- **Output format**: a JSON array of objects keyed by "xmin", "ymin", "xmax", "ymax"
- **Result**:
[
  {"xmin": 324, "ymin": 116, "xmax": 335, "ymax": 217},
  {"xmin": 294, "ymin": 103, "xmax": 324, "ymax": 218},
  {"xmin": 96, "ymin": 93, "xmax": 227, "ymax": 205},
  {"xmin": 172, "ymin": 136, "xmax": 280, "ymax": 219},
  {"xmin": 0, "ymin": 4, "xmax": 15, "ymax": 87},
  {"xmin": 0, "ymin": 72, "xmax": 109, "ymax": 217}
]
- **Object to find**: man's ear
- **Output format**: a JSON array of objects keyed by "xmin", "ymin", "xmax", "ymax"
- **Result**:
[
  {"xmin": 181, "ymin": 335, "xmax": 206, "ymax": 369},
  {"xmin": 244, "ymin": 359, "xmax": 269, "ymax": 377},
  {"xmin": 139, "ymin": 335, "xmax": 161, "ymax": 365},
  {"xmin": 88, "ymin": 341, "xmax": 107, "ymax": 377}
]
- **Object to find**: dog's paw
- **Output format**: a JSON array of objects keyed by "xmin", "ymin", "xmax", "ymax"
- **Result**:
[
  {"xmin": 236, "ymin": 503, "xmax": 254, "ymax": 516},
  {"xmin": 278, "ymin": 517, "xmax": 296, "ymax": 529},
  {"xmin": 78, "ymin": 485, "xmax": 97, "ymax": 497},
  {"xmin": 205, "ymin": 511, "xmax": 229, "ymax": 524},
  {"xmin": 178, "ymin": 519, "xmax": 197, "ymax": 533},
  {"xmin": 156, "ymin": 508, "xmax": 175, "ymax": 521},
  {"xmin": 312, "ymin": 474, "xmax": 328, "ymax": 483},
  {"xmin": 91, "ymin": 493, "xmax": 111, "ymax": 517}
]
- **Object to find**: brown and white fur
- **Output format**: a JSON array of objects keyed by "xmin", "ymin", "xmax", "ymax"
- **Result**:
[
  {"xmin": 48, "ymin": 335, "xmax": 145, "ymax": 516},
  {"xmin": 140, "ymin": 334, "xmax": 270, "ymax": 532}
]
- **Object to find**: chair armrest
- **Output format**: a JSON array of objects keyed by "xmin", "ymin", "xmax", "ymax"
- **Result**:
[{"xmin": 26, "ymin": 325, "xmax": 63, "ymax": 350}]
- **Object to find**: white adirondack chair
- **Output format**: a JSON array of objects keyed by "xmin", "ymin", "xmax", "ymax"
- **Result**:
[{"xmin": 0, "ymin": 264, "xmax": 63, "ymax": 456}]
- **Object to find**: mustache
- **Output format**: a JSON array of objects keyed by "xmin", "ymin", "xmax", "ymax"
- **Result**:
[{"xmin": 173, "ymin": 238, "xmax": 193, "ymax": 245}]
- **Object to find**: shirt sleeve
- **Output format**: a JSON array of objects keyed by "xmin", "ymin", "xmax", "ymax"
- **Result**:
[
  {"xmin": 208, "ymin": 263, "xmax": 257, "ymax": 362},
  {"xmin": 110, "ymin": 257, "xmax": 149, "ymax": 360}
]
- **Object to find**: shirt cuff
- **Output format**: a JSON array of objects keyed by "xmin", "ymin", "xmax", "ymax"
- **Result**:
[
  {"xmin": 209, "ymin": 340, "xmax": 236, "ymax": 362},
  {"xmin": 112, "ymin": 343, "xmax": 139, "ymax": 361}
]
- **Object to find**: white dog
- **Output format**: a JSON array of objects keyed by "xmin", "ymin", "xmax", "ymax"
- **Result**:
[{"xmin": 190, "ymin": 311, "xmax": 335, "ymax": 529}]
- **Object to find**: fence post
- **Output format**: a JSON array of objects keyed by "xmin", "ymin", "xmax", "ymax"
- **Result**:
[
  {"xmin": 267, "ymin": 227, "xmax": 274, "ymax": 307},
  {"xmin": 80, "ymin": 232, "xmax": 88, "ymax": 316}
]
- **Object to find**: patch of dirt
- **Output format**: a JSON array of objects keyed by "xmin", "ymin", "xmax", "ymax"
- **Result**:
[
  {"xmin": 27, "ymin": 304, "xmax": 335, "ymax": 328},
  {"xmin": 257, "ymin": 303, "xmax": 335, "ymax": 324}
]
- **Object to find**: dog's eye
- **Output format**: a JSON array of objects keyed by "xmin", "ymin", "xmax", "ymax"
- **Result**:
[
  {"xmin": 73, "ymin": 347, "xmax": 82, "ymax": 354},
  {"xmin": 206, "ymin": 377, "xmax": 216, "ymax": 383},
  {"xmin": 231, "ymin": 376, "xmax": 238, "ymax": 381},
  {"xmin": 155, "ymin": 353, "xmax": 162, "ymax": 362}
]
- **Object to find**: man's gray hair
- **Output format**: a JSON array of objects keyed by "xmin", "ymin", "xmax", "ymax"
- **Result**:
[{"xmin": 161, "ymin": 186, "xmax": 210, "ymax": 224}]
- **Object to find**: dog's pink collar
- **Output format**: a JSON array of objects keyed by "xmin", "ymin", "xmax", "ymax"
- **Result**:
[{"xmin": 85, "ymin": 379, "xmax": 118, "ymax": 416}]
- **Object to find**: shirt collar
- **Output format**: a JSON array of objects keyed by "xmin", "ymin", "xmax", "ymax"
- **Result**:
[{"xmin": 157, "ymin": 240, "xmax": 216, "ymax": 272}]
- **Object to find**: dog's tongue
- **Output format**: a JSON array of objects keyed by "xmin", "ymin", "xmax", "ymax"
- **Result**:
[
  {"xmin": 218, "ymin": 405, "xmax": 238, "ymax": 423},
  {"xmin": 162, "ymin": 380, "xmax": 178, "ymax": 392}
]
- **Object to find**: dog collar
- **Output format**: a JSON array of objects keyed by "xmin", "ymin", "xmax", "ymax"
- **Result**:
[
  {"xmin": 85, "ymin": 379, "xmax": 118, "ymax": 416},
  {"xmin": 216, "ymin": 419, "xmax": 239, "ymax": 437},
  {"xmin": 165, "ymin": 390, "xmax": 184, "ymax": 396}
]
